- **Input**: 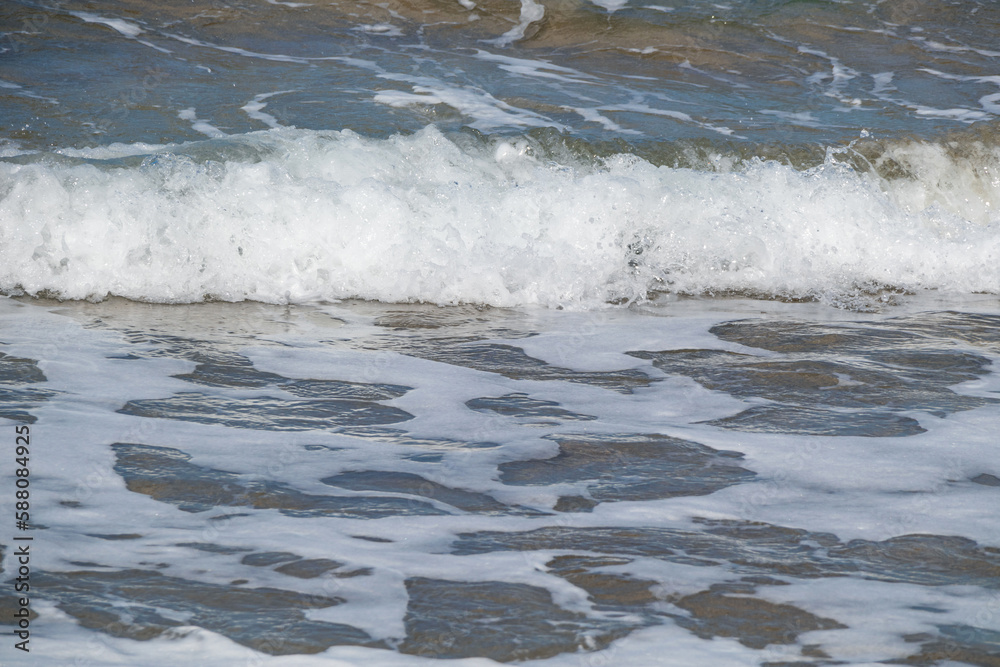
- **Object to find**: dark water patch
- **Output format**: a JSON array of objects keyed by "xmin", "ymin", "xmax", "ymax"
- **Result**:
[
  {"xmin": 884, "ymin": 312, "xmax": 1000, "ymax": 355},
  {"xmin": 335, "ymin": 567, "xmax": 375, "ymax": 578},
  {"xmin": 242, "ymin": 552, "xmax": 303, "ymax": 567},
  {"xmin": 398, "ymin": 577, "xmax": 633, "ymax": 662},
  {"xmin": 240, "ymin": 552, "xmax": 354, "ymax": 579},
  {"xmin": 361, "ymin": 305, "xmax": 653, "ymax": 393},
  {"xmin": 87, "ymin": 533, "xmax": 143, "ymax": 541},
  {"xmin": 761, "ymin": 646, "xmax": 836, "ymax": 666},
  {"xmin": 367, "ymin": 303, "xmax": 537, "ymax": 343},
  {"xmin": 373, "ymin": 305, "xmax": 510, "ymax": 330},
  {"xmin": 865, "ymin": 349, "xmax": 992, "ymax": 386},
  {"xmin": 303, "ymin": 444, "xmax": 346, "ymax": 452},
  {"xmin": 0, "ymin": 409, "xmax": 37, "ymax": 424},
  {"xmin": 0, "ymin": 596, "xmax": 38, "ymax": 625},
  {"xmin": 329, "ymin": 427, "xmax": 501, "ymax": 450},
  {"xmin": 629, "ymin": 349, "xmax": 994, "ymax": 415},
  {"xmin": 691, "ymin": 520, "xmax": 845, "ymax": 578},
  {"xmin": 553, "ymin": 495, "xmax": 600, "ymax": 513},
  {"xmin": 909, "ymin": 606, "xmax": 949, "ymax": 614},
  {"xmin": 100, "ymin": 321, "xmax": 408, "ymax": 409},
  {"xmin": 322, "ymin": 470, "xmax": 536, "ymax": 515},
  {"xmin": 397, "ymin": 556, "xmax": 844, "ymax": 660},
  {"xmin": 453, "ymin": 522, "xmax": 1000, "ymax": 589},
  {"xmin": 898, "ymin": 624, "xmax": 1000, "ymax": 666},
  {"xmin": 971, "ymin": 474, "xmax": 1000, "ymax": 487},
  {"xmin": 827, "ymin": 534, "xmax": 1000, "ymax": 589},
  {"xmin": 629, "ymin": 316, "xmax": 998, "ymax": 435},
  {"xmin": 672, "ymin": 588, "xmax": 846, "ymax": 649},
  {"xmin": 34, "ymin": 568, "xmax": 382, "ymax": 655},
  {"xmin": 499, "ymin": 433, "xmax": 755, "ymax": 508},
  {"xmin": 702, "ymin": 405, "xmax": 926, "ymax": 437},
  {"xmin": 409, "ymin": 342, "xmax": 652, "ymax": 394},
  {"xmin": 111, "ymin": 331, "xmax": 257, "ymax": 367},
  {"xmin": 77, "ymin": 299, "xmax": 345, "ymax": 350},
  {"xmin": 466, "ymin": 393, "xmax": 597, "ymax": 423},
  {"xmin": 741, "ymin": 575, "xmax": 792, "ymax": 587},
  {"xmin": 545, "ymin": 555, "xmax": 661, "ymax": 612},
  {"xmin": 175, "ymin": 362, "xmax": 410, "ymax": 400},
  {"xmin": 0, "ymin": 400, "xmax": 52, "ymax": 425},
  {"xmin": 275, "ymin": 559, "xmax": 345, "ymax": 579},
  {"xmin": 0, "ymin": 352, "xmax": 47, "ymax": 384},
  {"xmin": 709, "ymin": 321, "xmax": 915, "ymax": 355},
  {"xmin": 0, "ymin": 390, "xmax": 53, "ymax": 424},
  {"xmin": 406, "ymin": 453, "xmax": 443, "ymax": 462},
  {"xmin": 453, "ymin": 525, "xmax": 773, "ymax": 569},
  {"xmin": 118, "ymin": 391, "xmax": 413, "ymax": 431},
  {"xmin": 112, "ymin": 443, "xmax": 447, "ymax": 517},
  {"xmin": 0, "ymin": 352, "xmax": 56, "ymax": 423},
  {"xmin": 177, "ymin": 542, "xmax": 254, "ymax": 555},
  {"xmin": 712, "ymin": 314, "xmax": 1000, "ymax": 361}
]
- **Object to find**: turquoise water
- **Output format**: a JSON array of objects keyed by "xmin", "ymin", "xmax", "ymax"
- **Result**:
[{"xmin": 3, "ymin": 0, "xmax": 1000, "ymax": 149}]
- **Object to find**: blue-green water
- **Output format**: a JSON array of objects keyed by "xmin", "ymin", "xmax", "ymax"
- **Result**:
[{"xmin": 3, "ymin": 0, "xmax": 1000, "ymax": 149}]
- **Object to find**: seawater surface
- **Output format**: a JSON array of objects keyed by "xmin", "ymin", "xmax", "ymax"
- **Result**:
[
  {"xmin": 2, "ymin": 0, "xmax": 1000, "ymax": 665},
  {"xmin": 2, "ymin": 295, "xmax": 1000, "ymax": 666},
  {"xmin": 4, "ymin": 0, "xmax": 1000, "ymax": 146}
]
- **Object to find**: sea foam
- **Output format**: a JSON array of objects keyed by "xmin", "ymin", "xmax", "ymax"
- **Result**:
[{"xmin": 1, "ymin": 126, "xmax": 998, "ymax": 307}]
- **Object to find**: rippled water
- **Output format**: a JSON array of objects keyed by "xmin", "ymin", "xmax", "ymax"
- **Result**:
[
  {"xmin": 2, "ymin": 296, "xmax": 1000, "ymax": 665},
  {"xmin": 4, "ymin": 0, "xmax": 1000, "ymax": 147}
]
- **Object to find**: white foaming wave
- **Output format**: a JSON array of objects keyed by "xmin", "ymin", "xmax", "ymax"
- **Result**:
[
  {"xmin": 178, "ymin": 107, "xmax": 227, "ymax": 138},
  {"xmin": 472, "ymin": 50, "xmax": 596, "ymax": 85},
  {"xmin": 487, "ymin": 0, "xmax": 546, "ymax": 46},
  {"xmin": 1, "ymin": 126, "xmax": 999, "ymax": 307},
  {"xmin": 374, "ymin": 76, "xmax": 565, "ymax": 131},
  {"xmin": 597, "ymin": 102, "xmax": 742, "ymax": 137},
  {"xmin": 917, "ymin": 38, "xmax": 1000, "ymax": 59},
  {"xmin": 70, "ymin": 11, "xmax": 144, "ymax": 38},
  {"xmin": 162, "ymin": 32, "xmax": 314, "ymax": 64},
  {"xmin": 241, "ymin": 91, "xmax": 297, "ymax": 130},
  {"xmin": 589, "ymin": 0, "xmax": 630, "ymax": 12},
  {"xmin": 0, "ymin": 78, "xmax": 59, "ymax": 105},
  {"xmin": 918, "ymin": 68, "xmax": 1000, "ymax": 117},
  {"xmin": 569, "ymin": 107, "xmax": 638, "ymax": 134}
]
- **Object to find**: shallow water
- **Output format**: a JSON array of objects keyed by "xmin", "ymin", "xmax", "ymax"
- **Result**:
[
  {"xmin": 2, "ymin": 295, "xmax": 1000, "ymax": 665},
  {"xmin": 3, "ymin": 0, "xmax": 1000, "ymax": 147}
]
